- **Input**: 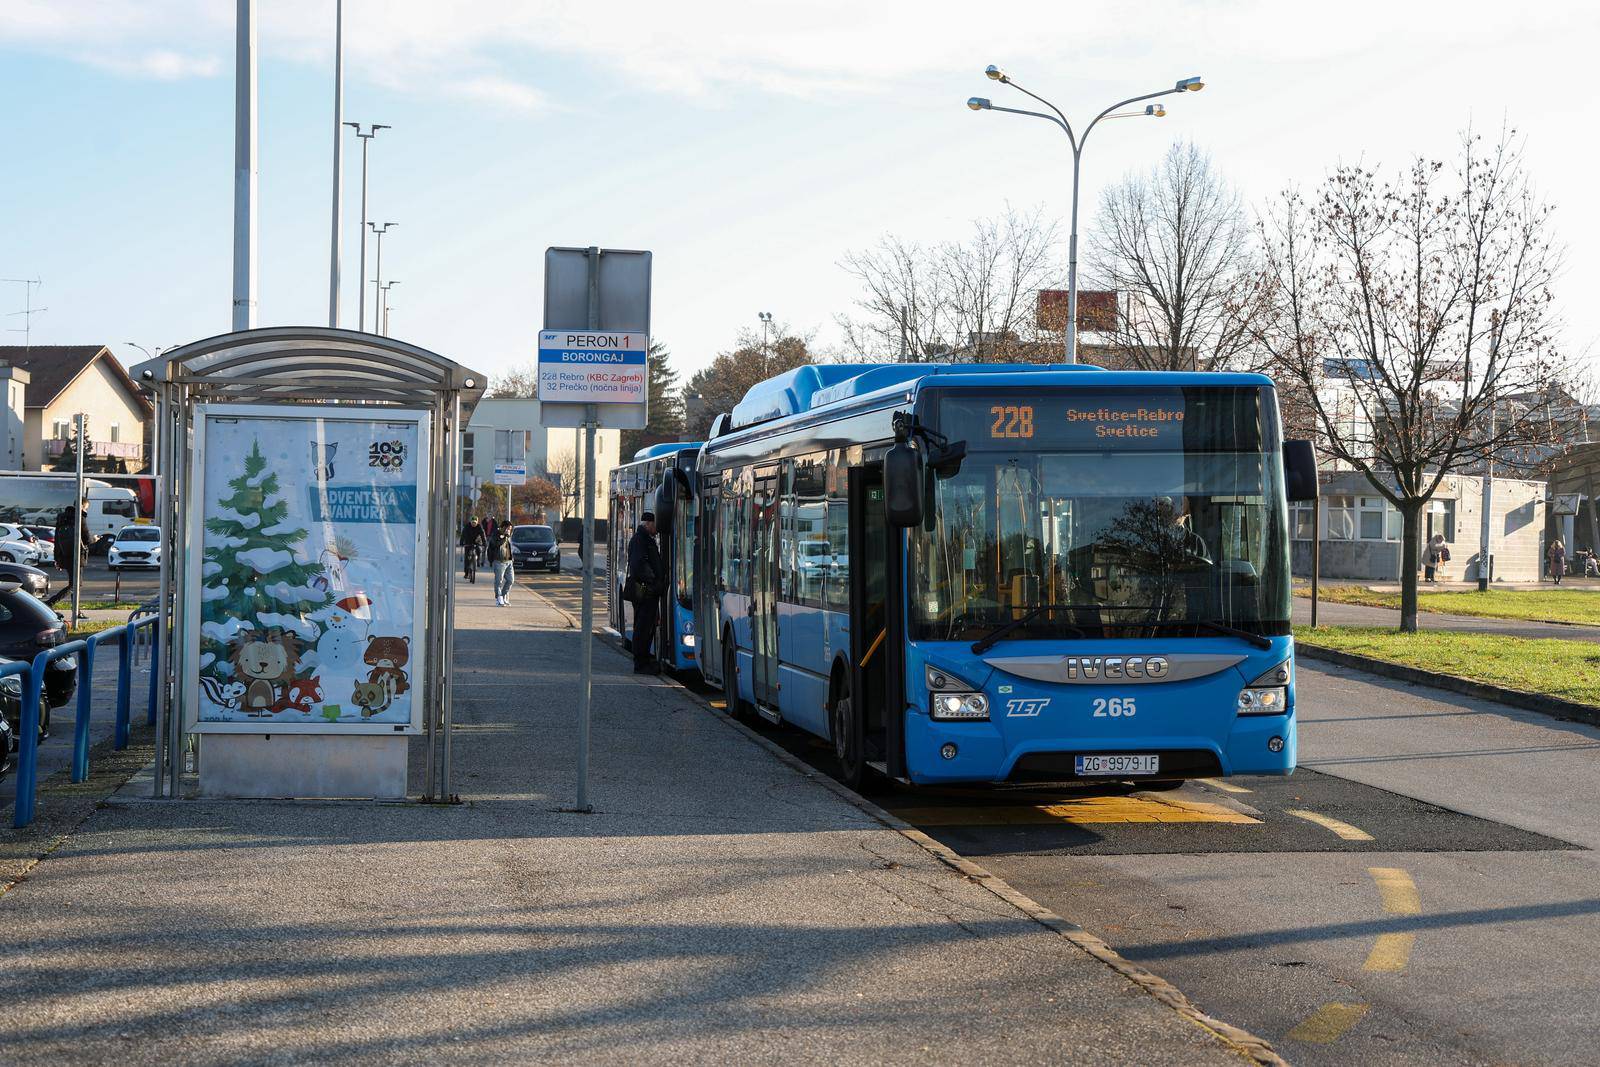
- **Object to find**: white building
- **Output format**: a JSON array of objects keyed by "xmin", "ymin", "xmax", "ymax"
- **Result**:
[{"xmin": 460, "ymin": 397, "xmax": 621, "ymax": 521}]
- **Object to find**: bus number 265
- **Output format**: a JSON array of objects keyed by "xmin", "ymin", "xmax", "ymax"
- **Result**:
[{"xmin": 1093, "ymin": 697, "xmax": 1137, "ymax": 718}]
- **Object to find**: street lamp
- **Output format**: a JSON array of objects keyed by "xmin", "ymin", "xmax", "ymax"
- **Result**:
[
  {"xmin": 967, "ymin": 66, "xmax": 1204, "ymax": 362},
  {"xmin": 758, "ymin": 310, "xmax": 773, "ymax": 370},
  {"xmin": 380, "ymin": 280, "xmax": 401, "ymax": 337},
  {"xmin": 368, "ymin": 221, "xmax": 397, "ymax": 335},
  {"xmin": 344, "ymin": 121, "xmax": 390, "ymax": 331}
]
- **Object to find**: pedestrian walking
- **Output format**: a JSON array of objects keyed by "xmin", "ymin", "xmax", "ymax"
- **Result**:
[
  {"xmin": 482, "ymin": 515, "xmax": 498, "ymax": 547},
  {"xmin": 1548, "ymin": 539, "xmax": 1567, "ymax": 584},
  {"xmin": 488, "ymin": 522, "xmax": 515, "ymax": 606},
  {"xmin": 46, "ymin": 504, "xmax": 90, "ymax": 608},
  {"xmin": 1424, "ymin": 534, "xmax": 1447, "ymax": 583},
  {"xmin": 626, "ymin": 511, "xmax": 663, "ymax": 674},
  {"xmin": 460, "ymin": 515, "xmax": 485, "ymax": 583}
]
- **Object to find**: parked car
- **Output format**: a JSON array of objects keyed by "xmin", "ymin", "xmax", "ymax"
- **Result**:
[
  {"xmin": 0, "ymin": 710, "xmax": 13, "ymax": 778},
  {"xmin": 107, "ymin": 525, "xmax": 162, "ymax": 571},
  {"xmin": 0, "ymin": 587, "xmax": 75, "ymax": 741},
  {"xmin": 0, "ymin": 524, "xmax": 46, "ymax": 566},
  {"xmin": 511, "ymin": 525, "xmax": 562, "ymax": 572},
  {"xmin": 22, "ymin": 525, "xmax": 55, "ymax": 543},
  {"xmin": 0, "ymin": 560, "xmax": 50, "ymax": 599}
]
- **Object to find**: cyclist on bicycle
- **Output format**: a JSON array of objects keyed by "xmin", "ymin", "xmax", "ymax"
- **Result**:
[{"xmin": 460, "ymin": 515, "xmax": 486, "ymax": 583}]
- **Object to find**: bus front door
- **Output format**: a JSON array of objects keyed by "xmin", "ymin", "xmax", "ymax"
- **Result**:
[
  {"xmin": 751, "ymin": 465, "xmax": 781, "ymax": 710},
  {"xmin": 849, "ymin": 465, "xmax": 906, "ymax": 778}
]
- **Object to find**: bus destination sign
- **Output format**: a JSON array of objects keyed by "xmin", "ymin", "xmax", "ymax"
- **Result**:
[
  {"xmin": 939, "ymin": 388, "xmax": 1265, "ymax": 452},
  {"xmin": 537, "ymin": 330, "xmax": 649, "ymax": 406}
]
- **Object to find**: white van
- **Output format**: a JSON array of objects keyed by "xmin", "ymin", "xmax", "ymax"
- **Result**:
[{"xmin": 0, "ymin": 475, "xmax": 141, "ymax": 540}]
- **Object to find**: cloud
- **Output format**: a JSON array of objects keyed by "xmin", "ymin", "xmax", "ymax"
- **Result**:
[
  {"xmin": 97, "ymin": 50, "xmax": 222, "ymax": 80},
  {"xmin": 445, "ymin": 75, "xmax": 549, "ymax": 112}
]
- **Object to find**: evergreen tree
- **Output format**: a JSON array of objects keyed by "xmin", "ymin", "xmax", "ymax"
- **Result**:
[
  {"xmin": 620, "ymin": 342, "xmax": 685, "ymax": 457},
  {"xmin": 200, "ymin": 438, "xmax": 330, "ymax": 679}
]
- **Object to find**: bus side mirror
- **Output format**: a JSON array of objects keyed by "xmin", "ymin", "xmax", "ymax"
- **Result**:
[
  {"xmin": 654, "ymin": 473, "xmax": 677, "ymax": 534},
  {"xmin": 884, "ymin": 443, "xmax": 925, "ymax": 528},
  {"xmin": 1282, "ymin": 440, "xmax": 1318, "ymax": 502}
]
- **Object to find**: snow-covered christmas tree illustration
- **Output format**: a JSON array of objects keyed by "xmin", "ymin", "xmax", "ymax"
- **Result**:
[{"xmin": 200, "ymin": 438, "xmax": 331, "ymax": 707}]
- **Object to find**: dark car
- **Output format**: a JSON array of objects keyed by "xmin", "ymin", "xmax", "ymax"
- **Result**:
[
  {"xmin": 0, "ymin": 561, "xmax": 49, "ymax": 599},
  {"xmin": 0, "ymin": 588, "xmax": 76, "ymax": 741},
  {"xmin": 22, "ymin": 526, "xmax": 55, "ymax": 543},
  {"xmin": 0, "ymin": 712, "xmax": 12, "ymax": 777},
  {"xmin": 511, "ymin": 525, "xmax": 562, "ymax": 572}
]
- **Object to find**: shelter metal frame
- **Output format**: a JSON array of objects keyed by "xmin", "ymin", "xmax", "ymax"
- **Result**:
[{"xmin": 132, "ymin": 327, "xmax": 485, "ymax": 802}]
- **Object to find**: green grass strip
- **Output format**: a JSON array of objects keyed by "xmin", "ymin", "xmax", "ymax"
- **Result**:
[
  {"xmin": 1295, "ymin": 625, "xmax": 1600, "ymax": 707},
  {"xmin": 1297, "ymin": 586, "xmax": 1600, "ymax": 627}
]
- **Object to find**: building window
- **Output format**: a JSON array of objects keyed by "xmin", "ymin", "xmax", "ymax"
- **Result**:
[
  {"xmin": 1426, "ymin": 499, "xmax": 1456, "ymax": 543},
  {"xmin": 52, "ymin": 420, "xmax": 69, "ymax": 440},
  {"xmin": 461, "ymin": 432, "xmax": 475, "ymax": 471},
  {"xmin": 1290, "ymin": 502, "xmax": 1314, "ymax": 541},
  {"xmin": 1358, "ymin": 496, "xmax": 1387, "ymax": 540},
  {"xmin": 1325, "ymin": 495, "xmax": 1355, "ymax": 540},
  {"xmin": 109, "ymin": 422, "xmax": 121, "ymax": 443}
]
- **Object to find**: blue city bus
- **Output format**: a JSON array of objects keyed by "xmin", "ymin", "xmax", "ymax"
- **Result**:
[
  {"xmin": 686, "ymin": 363, "xmax": 1317, "ymax": 788},
  {"xmin": 609, "ymin": 442, "xmax": 702, "ymax": 672}
]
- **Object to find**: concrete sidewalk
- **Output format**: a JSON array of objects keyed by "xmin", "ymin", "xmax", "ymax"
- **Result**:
[{"xmin": 0, "ymin": 576, "xmax": 1255, "ymax": 1065}]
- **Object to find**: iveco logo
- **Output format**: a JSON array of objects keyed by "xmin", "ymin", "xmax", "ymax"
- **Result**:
[
  {"xmin": 1062, "ymin": 655, "xmax": 1169, "ymax": 680},
  {"xmin": 979, "ymin": 651, "xmax": 1245, "ymax": 686}
]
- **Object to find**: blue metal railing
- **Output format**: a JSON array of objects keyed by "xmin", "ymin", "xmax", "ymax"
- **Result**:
[{"xmin": 12, "ymin": 613, "xmax": 161, "ymax": 830}]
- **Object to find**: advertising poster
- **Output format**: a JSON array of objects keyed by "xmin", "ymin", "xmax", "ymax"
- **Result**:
[{"xmin": 190, "ymin": 407, "xmax": 430, "ymax": 733}]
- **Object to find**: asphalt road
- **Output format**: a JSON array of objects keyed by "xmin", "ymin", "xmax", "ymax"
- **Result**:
[{"xmin": 527, "ymin": 567, "xmax": 1600, "ymax": 1065}]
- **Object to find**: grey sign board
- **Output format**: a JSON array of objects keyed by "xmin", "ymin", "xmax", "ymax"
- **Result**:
[{"xmin": 542, "ymin": 247, "xmax": 652, "ymax": 431}]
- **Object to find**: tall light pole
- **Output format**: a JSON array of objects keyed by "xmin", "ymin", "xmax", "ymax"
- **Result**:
[
  {"xmin": 758, "ymin": 311, "xmax": 773, "ymax": 373},
  {"xmin": 345, "ymin": 122, "xmax": 390, "ymax": 331},
  {"xmin": 327, "ymin": 0, "xmax": 345, "ymax": 327},
  {"xmin": 233, "ymin": 0, "xmax": 258, "ymax": 331},
  {"xmin": 369, "ymin": 222, "xmax": 397, "ymax": 333},
  {"xmin": 380, "ymin": 280, "xmax": 401, "ymax": 336},
  {"xmin": 968, "ymin": 67, "xmax": 1204, "ymax": 363}
]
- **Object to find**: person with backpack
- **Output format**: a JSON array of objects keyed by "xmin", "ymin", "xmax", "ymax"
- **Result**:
[
  {"xmin": 460, "ymin": 515, "xmax": 485, "ymax": 583},
  {"xmin": 1549, "ymin": 539, "xmax": 1567, "ymax": 584},
  {"xmin": 626, "ymin": 511, "xmax": 663, "ymax": 674},
  {"xmin": 1424, "ymin": 534, "xmax": 1447, "ymax": 583},
  {"xmin": 46, "ymin": 504, "xmax": 91, "ymax": 608},
  {"xmin": 487, "ymin": 522, "xmax": 515, "ymax": 606}
]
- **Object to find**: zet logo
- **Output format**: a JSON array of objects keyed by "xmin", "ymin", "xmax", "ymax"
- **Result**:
[{"xmin": 1005, "ymin": 697, "xmax": 1050, "ymax": 718}]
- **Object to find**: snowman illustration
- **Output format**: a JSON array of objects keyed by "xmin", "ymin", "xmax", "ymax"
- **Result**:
[{"xmin": 313, "ymin": 594, "xmax": 372, "ymax": 714}]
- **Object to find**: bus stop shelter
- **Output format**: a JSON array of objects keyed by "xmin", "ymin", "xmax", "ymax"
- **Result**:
[{"xmin": 131, "ymin": 327, "xmax": 484, "ymax": 802}]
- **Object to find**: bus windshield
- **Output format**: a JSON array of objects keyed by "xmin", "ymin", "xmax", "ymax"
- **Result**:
[{"xmin": 912, "ymin": 387, "xmax": 1291, "ymax": 642}]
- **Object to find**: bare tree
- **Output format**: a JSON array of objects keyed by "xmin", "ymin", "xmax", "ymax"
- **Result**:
[
  {"xmin": 1249, "ymin": 128, "xmax": 1568, "ymax": 630},
  {"xmin": 548, "ymin": 448, "xmax": 581, "ymax": 518},
  {"xmin": 837, "ymin": 206, "xmax": 1063, "ymax": 361},
  {"xmin": 1086, "ymin": 141, "xmax": 1256, "ymax": 371},
  {"xmin": 487, "ymin": 365, "xmax": 536, "ymax": 398}
]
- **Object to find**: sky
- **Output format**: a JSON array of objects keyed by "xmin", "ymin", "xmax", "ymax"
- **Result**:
[{"xmin": 2, "ymin": 0, "xmax": 1598, "ymax": 387}]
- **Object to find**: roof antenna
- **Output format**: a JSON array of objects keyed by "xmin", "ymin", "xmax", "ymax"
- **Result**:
[{"xmin": 3, "ymin": 277, "xmax": 46, "ymax": 360}]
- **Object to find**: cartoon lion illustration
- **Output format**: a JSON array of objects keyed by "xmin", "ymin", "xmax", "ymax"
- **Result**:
[{"xmin": 231, "ymin": 629, "xmax": 301, "ymax": 714}]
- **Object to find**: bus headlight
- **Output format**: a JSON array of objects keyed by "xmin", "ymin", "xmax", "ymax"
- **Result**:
[
  {"xmin": 1237, "ymin": 687, "xmax": 1287, "ymax": 715},
  {"xmin": 682, "ymin": 634, "xmax": 695, "ymax": 647},
  {"xmin": 932, "ymin": 692, "xmax": 989, "ymax": 721}
]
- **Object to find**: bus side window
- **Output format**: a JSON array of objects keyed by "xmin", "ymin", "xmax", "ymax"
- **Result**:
[{"xmin": 824, "ymin": 453, "xmax": 849, "ymax": 610}]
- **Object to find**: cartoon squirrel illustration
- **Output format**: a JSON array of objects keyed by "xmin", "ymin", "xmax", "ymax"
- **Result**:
[
  {"xmin": 351, "ymin": 673, "xmax": 399, "ymax": 717},
  {"xmin": 363, "ymin": 635, "xmax": 410, "ymax": 696},
  {"xmin": 231, "ymin": 630, "xmax": 301, "ymax": 714}
]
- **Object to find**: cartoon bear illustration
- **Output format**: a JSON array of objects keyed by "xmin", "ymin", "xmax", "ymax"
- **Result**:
[
  {"xmin": 363, "ymin": 635, "xmax": 410, "ymax": 697},
  {"xmin": 231, "ymin": 630, "xmax": 301, "ymax": 714}
]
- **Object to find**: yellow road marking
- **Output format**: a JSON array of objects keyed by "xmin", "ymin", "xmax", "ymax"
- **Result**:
[
  {"xmin": 1285, "ymin": 809, "xmax": 1374, "ymax": 841},
  {"xmin": 1369, "ymin": 867, "xmax": 1420, "ymax": 915},
  {"xmin": 1287, "ymin": 1002, "xmax": 1368, "ymax": 1044},
  {"xmin": 895, "ymin": 795, "xmax": 1259, "ymax": 826},
  {"xmin": 708, "ymin": 700, "xmax": 727, "ymax": 709},
  {"xmin": 1363, "ymin": 932, "xmax": 1415, "ymax": 972},
  {"xmin": 1200, "ymin": 777, "xmax": 1253, "ymax": 794}
]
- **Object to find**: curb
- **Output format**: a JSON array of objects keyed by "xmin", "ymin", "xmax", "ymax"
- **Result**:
[
  {"xmin": 1296, "ymin": 642, "xmax": 1600, "ymax": 728},
  {"xmin": 566, "ymin": 608, "xmax": 1286, "ymax": 1066}
]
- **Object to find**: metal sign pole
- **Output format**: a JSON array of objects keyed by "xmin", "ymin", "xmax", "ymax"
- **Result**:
[
  {"xmin": 575, "ymin": 247, "xmax": 601, "ymax": 813},
  {"xmin": 72, "ymin": 413, "xmax": 85, "ymax": 628}
]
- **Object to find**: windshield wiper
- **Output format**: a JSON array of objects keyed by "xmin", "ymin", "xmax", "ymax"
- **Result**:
[
  {"xmin": 1137, "ymin": 619, "xmax": 1273, "ymax": 650},
  {"xmin": 971, "ymin": 606, "xmax": 1085, "ymax": 656}
]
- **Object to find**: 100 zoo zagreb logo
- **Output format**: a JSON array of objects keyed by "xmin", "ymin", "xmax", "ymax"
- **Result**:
[{"xmin": 369, "ymin": 440, "xmax": 408, "ymax": 473}]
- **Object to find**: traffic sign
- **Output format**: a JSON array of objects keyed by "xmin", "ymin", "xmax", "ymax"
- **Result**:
[
  {"xmin": 537, "ymin": 330, "xmax": 648, "ymax": 406},
  {"xmin": 493, "ymin": 462, "xmax": 526, "ymax": 487}
]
